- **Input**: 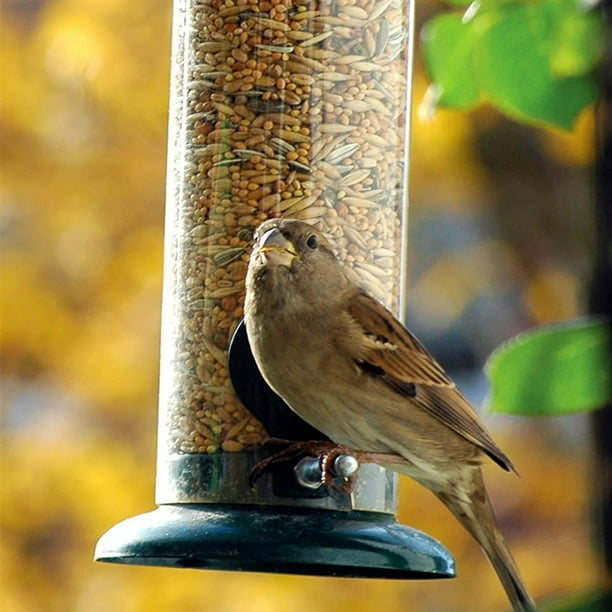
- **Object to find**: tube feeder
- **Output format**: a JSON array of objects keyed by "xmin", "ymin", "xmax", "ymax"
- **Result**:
[{"xmin": 95, "ymin": 0, "xmax": 455, "ymax": 580}]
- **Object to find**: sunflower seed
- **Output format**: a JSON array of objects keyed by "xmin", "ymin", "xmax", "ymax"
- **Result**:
[
  {"xmin": 324, "ymin": 143, "xmax": 360, "ymax": 164},
  {"xmin": 288, "ymin": 159, "xmax": 312, "ymax": 173},
  {"xmin": 299, "ymin": 30, "xmax": 333, "ymax": 47},
  {"xmin": 214, "ymin": 158, "xmax": 244, "ymax": 167},
  {"xmin": 235, "ymin": 148, "xmax": 266, "ymax": 158},
  {"xmin": 339, "ymin": 168, "xmax": 371, "ymax": 186},
  {"xmin": 270, "ymin": 137, "xmax": 295, "ymax": 153},
  {"xmin": 214, "ymin": 247, "xmax": 246, "ymax": 267}
]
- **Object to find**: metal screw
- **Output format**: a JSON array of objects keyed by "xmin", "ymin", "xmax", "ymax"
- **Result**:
[
  {"xmin": 294, "ymin": 453, "xmax": 360, "ymax": 489},
  {"xmin": 294, "ymin": 457, "xmax": 324, "ymax": 489},
  {"xmin": 333, "ymin": 454, "xmax": 359, "ymax": 478}
]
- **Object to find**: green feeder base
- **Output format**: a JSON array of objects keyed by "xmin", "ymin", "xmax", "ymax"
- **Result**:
[{"xmin": 94, "ymin": 504, "xmax": 455, "ymax": 579}]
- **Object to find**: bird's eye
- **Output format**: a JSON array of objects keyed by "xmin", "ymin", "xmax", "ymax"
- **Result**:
[{"xmin": 306, "ymin": 234, "xmax": 319, "ymax": 249}]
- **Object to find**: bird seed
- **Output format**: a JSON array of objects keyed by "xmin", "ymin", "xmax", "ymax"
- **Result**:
[{"xmin": 160, "ymin": 0, "xmax": 412, "ymax": 457}]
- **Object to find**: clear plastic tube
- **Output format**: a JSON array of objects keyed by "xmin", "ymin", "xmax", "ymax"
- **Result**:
[{"xmin": 157, "ymin": 0, "xmax": 413, "ymax": 501}]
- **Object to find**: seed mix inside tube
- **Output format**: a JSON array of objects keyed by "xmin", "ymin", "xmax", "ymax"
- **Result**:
[{"xmin": 162, "ymin": 0, "xmax": 410, "ymax": 456}]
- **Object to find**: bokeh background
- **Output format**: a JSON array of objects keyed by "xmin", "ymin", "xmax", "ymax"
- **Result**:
[{"xmin": 0, "ymin": 1, "xmax": 604, "ymax": 611}]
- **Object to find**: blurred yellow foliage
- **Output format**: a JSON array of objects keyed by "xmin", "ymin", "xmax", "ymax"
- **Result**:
[
  {"xmin": 409, "ymin": 240, "xmax": 521, "ymax": 331},
  {"xmin": 524, "ymin": 267, "xmax": 580, "ymax": 324},
  {"xmin": 411, "ymin": 74, "xmax": 493, "ymax": 214},
  {"xmin": 0, "ymin": 1, "xmax": 603, "ymax": 611},
  {"xmin": 541, "ymin": 111, "xmax": 596, "ymax": 168}
]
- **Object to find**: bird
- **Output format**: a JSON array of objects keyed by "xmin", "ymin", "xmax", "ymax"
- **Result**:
[{"xmin": 244, "ymin": 217, "xmax": 536, "ymax": 612}]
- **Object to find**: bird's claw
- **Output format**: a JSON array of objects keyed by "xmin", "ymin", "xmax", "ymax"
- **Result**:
[
  {"xmin": 248, "ymin": 438, "xmax": 313, "ymax": 487},
  {"xmin": 249, "ymin": 438, "xmax": 361, "ymax": 494}
]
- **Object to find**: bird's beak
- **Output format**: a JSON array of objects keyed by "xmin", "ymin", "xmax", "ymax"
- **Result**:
[{"xmin": 256, "ymin": 228, "xmax": 299, "ymax": 267}]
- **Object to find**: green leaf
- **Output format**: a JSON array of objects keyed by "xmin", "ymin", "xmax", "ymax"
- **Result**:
[
  {"xmin": 420, "ymin": 0, "xmax": 602, "ymax": 129},
  {"xmin": 476, "ymin": 2, "xmax": 599, "ymax": 129},
  {"xmin": 421, "ymin": 13, "xmax": 480, "ymax": 109},
  {"xmin": 550, "ymin": 6, "xmax": 604, "ymax": 77},
  {"xmin": 486, "ymin": 318, "xmax": 612, "ymax": 416}
]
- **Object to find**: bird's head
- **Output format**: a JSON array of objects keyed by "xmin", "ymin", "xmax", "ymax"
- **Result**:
[
  {"xmin": 253, "ymin": 218, "xmax": 334, "ymax": 267},
  {"xmin": 246, "ymin": 218, "xmax": 352, "ymax": 313}
]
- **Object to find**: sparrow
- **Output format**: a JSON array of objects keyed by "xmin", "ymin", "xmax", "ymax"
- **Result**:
[{"xmin": 244, "ymin": 218, "xmax": 535, "ymax": 612}]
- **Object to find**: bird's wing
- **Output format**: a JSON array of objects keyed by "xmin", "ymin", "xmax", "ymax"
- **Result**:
[{"xmin": 347, "ymin": 292, "xmax": 514, "ymax": 472}]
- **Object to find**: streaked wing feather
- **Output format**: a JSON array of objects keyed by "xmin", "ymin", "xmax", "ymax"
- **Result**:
[
  {"xmin": 349, "ymin": 293, "xmax": 452, "ymax": 386},
  {"xmin": 348, "ymin": 292, "xmax": 514, "ymax": 472}
]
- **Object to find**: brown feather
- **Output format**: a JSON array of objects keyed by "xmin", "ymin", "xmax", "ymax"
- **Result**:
[
  {"xmin": 348, "ymin": 291, "xmax": 515, "ymax": 472},
  {"xmin": 349, "ymin": 293, "xmax": 452, "ymax": 386}
]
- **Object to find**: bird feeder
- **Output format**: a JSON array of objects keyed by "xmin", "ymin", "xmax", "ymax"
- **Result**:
[{"xmin": 95, "ymin": 0, "xmax": 455, "ymax": 579}]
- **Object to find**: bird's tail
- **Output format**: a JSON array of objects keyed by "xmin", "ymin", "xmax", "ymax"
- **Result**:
[{"xmin": 434, "ymin": 471, "xmax": 536, "ymax": 612}]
